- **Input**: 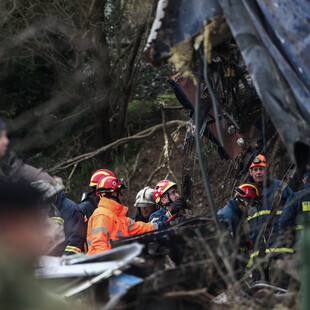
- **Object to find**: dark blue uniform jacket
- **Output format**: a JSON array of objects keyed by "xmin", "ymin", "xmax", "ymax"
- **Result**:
[
  {"xmin": 55, "ymin": 191, "xmax": 86, "ymax": 255},
  {"xmin": 247, "ymin": 180, "xmax": 293, "ymax": 250},
  {"xmin": 279, "ymin": 181, "xmax": 310, "ymax": 232},
  {"xmin": 149, "ymin": 207, "xmax": 171, "ymax": 223},
  {"xmin": 217, "ymin": 199, "xmax": 244, "ymax": 239}
]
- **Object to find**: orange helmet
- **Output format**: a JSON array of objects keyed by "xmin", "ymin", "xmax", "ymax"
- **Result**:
[
  {"xmin": 89, "ymin": 169, "xmax": 115, "ymax": 187},
  {"xmin": 96, "ymin": 176, "xmax": 122, "ymax": 196},
  {"xmin": 234, "ymin": 182, "xmax": 262, "ymax": 204},
  {"xmin": 249, "ymin": 154, "xmax": 268, "ymax": 170},
  {"xmin": 154, "ymin": 180, "xmax": 176, "ymax": 204}
]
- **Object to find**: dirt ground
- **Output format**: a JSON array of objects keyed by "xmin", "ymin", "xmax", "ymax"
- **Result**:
[{"xmin": 116, "ymin": 127, "xmax": 237, "ymax": 218}]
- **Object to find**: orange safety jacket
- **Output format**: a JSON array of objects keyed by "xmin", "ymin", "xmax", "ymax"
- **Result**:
[{"xmin": 86, "ymin": 196, "xmax": 158, "ymax": 255}]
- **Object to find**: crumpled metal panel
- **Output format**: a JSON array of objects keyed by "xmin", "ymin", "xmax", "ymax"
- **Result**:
[
  {"xmin": 219, "ymin": 0, "xmax": 310, "ymax": 166},
  {"xmin": 35, "ymin": 243, "xmax": 143, "ymax": 278},
  {"xmin": 145, "ymin": 0, "xmax": 222, "ymax": 65},
  {"xmin": 242, "ymin": 0, "xmax": 310, "ymax": 124},
  {"xmin": 256, "ymin": 0, "xmax": 310, "ymax": 92},
  {"xmin": 147, "ymin": 0, "xmax": 310, "ymax": 166}
]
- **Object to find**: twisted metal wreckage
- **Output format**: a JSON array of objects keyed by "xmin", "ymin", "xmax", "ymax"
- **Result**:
[{"xmin": 36, "ymin": 0, "xmax": 310, "ymax": 309}]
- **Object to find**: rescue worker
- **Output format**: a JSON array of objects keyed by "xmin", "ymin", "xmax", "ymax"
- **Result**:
[
  {"xmin": 149, "ymin": 180, "xmax": 187, "ymax": 223},
  {"xmin": 279, "ymin": 171, "xmax": 310, "ymax": 244},
  {"xmin": 87, "ymin": 176, "xmax": 160, "ymax": 254},
  {"xmin": 53, "ymin": 169, "xmax": 122, "ymax": 256},
  {"xmin": 246, "ymin": 154, "xmax": 294, "ymax": 270},
  {"xmin": 218, "ymin": 183, "xmax": 262, "ymax": 243},
  {"xmin": 53, "ymin": 191, "xmax": 86, "ymax": 255},
  {"xmin": 134, "ymin": 186, "xmax": 156, "ymax": 223},
  {"xmin": 247, "ymin": 154, "xmax": 293, "ymax": 249},
  {"xmin": 79, "ymin": 169, "xmax": 116, "ymax": 221}
]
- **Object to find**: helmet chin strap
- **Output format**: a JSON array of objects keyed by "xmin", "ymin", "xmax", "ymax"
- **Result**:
[
  {"xmin": 235, "ymin": 196, "xmax": 248, "ymax": 210},
  {"xmin": 115, "ymin": 190, "xmax": 122, "ymax": 204},
  {"xmin": 162, "ymin": 191, "xmax": 174, "ymax": 208},
  {"xmin": 104, "ymin": 192, "xmax": 122, "ymax": 203}
]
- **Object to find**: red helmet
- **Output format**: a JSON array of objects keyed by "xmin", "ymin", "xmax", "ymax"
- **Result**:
[
  {"xmin": 154, "ymin": 180, "xmax": 176, "ymax": 204},
  {"xmin": 89, "ymin": 169, "xmax": 115, "ymax": 187},
  {"xmin": 249, "ymin": 154, "xmax": 268, "ymax": 170},
  {"xmin": 96, "ymin": 176, "xmax": 122, "ymax": 196},
  {"xmin": 234, "ymin": 182, "xmax": 262, "ymax": 202}
]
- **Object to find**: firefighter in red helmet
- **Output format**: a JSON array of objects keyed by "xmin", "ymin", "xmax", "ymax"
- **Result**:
[
  {"xmin": 217, "ymin": 183, "xmax": 262, "ymax": 240},
  {"xmin": 86, "ymin": 176, "xmax": 159, "ymax": 254},
  {"xmin": 149, "ymin": 180, "xmax": 187, "ymax": 223}
]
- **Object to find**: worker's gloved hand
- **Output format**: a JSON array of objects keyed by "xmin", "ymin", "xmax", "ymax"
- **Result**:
[
  {"xmin": 170, "ymin": 196, "xmax": 187, "ymax": 215},
  {"xmin": 31, "ymin": 177, "xmax": 64, "ymax": 201},
  {"xmin": 157, "ymin": 221, "xmax": 171, "ymax": 230}
]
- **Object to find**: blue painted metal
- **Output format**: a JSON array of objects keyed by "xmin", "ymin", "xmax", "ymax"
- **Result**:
[
  {"xmin": 219, "ymin": 0, "xmax": 310, "ymax": 166},
  {"xmin": 147, "ymin": 0, "xmax": 310, "ymax": 166},
  {"xmin": 243, "ymin": 0, "xmax": 310, "ymax": 124}
]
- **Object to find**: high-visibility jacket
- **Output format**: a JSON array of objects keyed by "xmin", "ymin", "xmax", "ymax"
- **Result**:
[{"xmin": 87, "ymin": 197, "xmax": 158, "ymax": 255}]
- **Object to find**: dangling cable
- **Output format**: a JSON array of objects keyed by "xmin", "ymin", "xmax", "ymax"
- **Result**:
[
  {"xmin": 261, "ymin": 106, "xmax": 267, "ymax": 155},
  {"xmin": 200, "ymin": 48, "xmax": 225, "ymax": 147},
  {"xmin": 194, "ymin": 47, "xmax": 221, "ymax": 233},
  {"xmin": 195, "ymin": 46, "xmax": 240, "ymax": 285}
]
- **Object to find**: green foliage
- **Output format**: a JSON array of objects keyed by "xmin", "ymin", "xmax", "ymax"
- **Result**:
[
  {"xmin": 0, "ymin": 57, "xmax": 55, "ymax": 117},
  {"xmin": 127, "ymin": 98, "xmax": 160, "ymax": 133}
]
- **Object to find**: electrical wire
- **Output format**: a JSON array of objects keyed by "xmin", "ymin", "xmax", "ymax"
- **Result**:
[
  {"xmin": 195, "ymin": 47, "xmax": 239, "ymax": 284},
  {"xmin": 199, "ymin": 49, "xmax": 225, "ymax": 148},
  {"xmin": 194, "ymin": 48, "xmax": 221, "ymax": 233}
]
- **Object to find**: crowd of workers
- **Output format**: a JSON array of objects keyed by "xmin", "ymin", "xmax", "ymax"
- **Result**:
[{"xmin": 0, "ymin": 117, "xmax": 309, "ymax": 277}]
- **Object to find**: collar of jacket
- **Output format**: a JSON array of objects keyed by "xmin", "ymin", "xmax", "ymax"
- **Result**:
[
  {"xmin": 230, "ymin": 198, "xmax": 244, "ymax": 216},
  {"xmin": 98, "ymin": 196, "xmax": 128, "ymax": 217}
]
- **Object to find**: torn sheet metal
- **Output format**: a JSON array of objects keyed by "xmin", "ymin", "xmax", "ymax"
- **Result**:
[
  {"xmin": 35, "ymin": 243, "xmax": 143, "ymax": 279},
  {"xmin": 146, "ymin": 0, "xmax": 310, "ymax": 166},
  {"xmin": 169, "ymin": 72, "xmax": 247, "ymax": 162},
  {"xmin": 219, "ymin": 0, "xmax": 310, "ymax": 166},
  {"xmin": 145, "ymin": 0, "xmax": 222, "ymax": 65}
]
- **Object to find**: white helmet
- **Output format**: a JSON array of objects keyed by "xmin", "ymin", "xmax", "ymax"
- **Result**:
[{"xmin": 134, "ymin": 187, "xmax": 154, "ymax": 207}]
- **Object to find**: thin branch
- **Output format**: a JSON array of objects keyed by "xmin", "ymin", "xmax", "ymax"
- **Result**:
[
  {"xmin": 65, "ymin": 163, "xmax": 78, "ymax": 192},
  {"xmin": 48, "ymin": 120, "xmax": 187, "ymax": 174},
  {"xmin": 145, "ymin": 162, "xmax": 166, "ymax": 186}
]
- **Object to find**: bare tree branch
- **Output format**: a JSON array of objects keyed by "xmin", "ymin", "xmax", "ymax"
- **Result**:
[{"xmin": 48, "ymin": 120, "xmax": 187, "ymax": 174}]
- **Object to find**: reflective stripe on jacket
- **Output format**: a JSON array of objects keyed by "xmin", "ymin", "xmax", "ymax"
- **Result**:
[
  {"xmin": 149, "ymin": 207, "xmax": 171, "ymax": 223},
  {"xmin": 55, "ymin": 191, "xmax": 86, "ymax": 255},
  {"xmin": 279, "ymin": 181, "xmax": 310, "ymax": 232},
  {"xmin": 247, "ymin": 180, "xmax": 293, "ymax": 250},
  {"xmin": 87, "ymin": 197, "xmax": 157, "ymax": 255}
]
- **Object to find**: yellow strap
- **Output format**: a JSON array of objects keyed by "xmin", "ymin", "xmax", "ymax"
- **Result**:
[
  {"xmin": 51, "ymin": 217, "xmax": 64, "ymax": 225},
  {"xmin": 246, "ymin": 247, "xmax": 294, "ymax": 268},
  {"xmin": 65, "ymin": 246, "xmax": 81, "ymax": 254},
  {"xmin": 151, "ymin": 217, "xmax": 159, "ymax": 223},
  {"xmin": 247, "ymin": 210, "xmax": 282, "ymax": 221},
  {"xmin": 64, "ymin": 249, "xmax": 80, "ymax": 254},
  {"xmin": 295, "ymin": 225, "xmax": 304, "ymax": 230},
  {"xmin": 302, "ymin": 201, "xmax": 310, "ymax": 211}
]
